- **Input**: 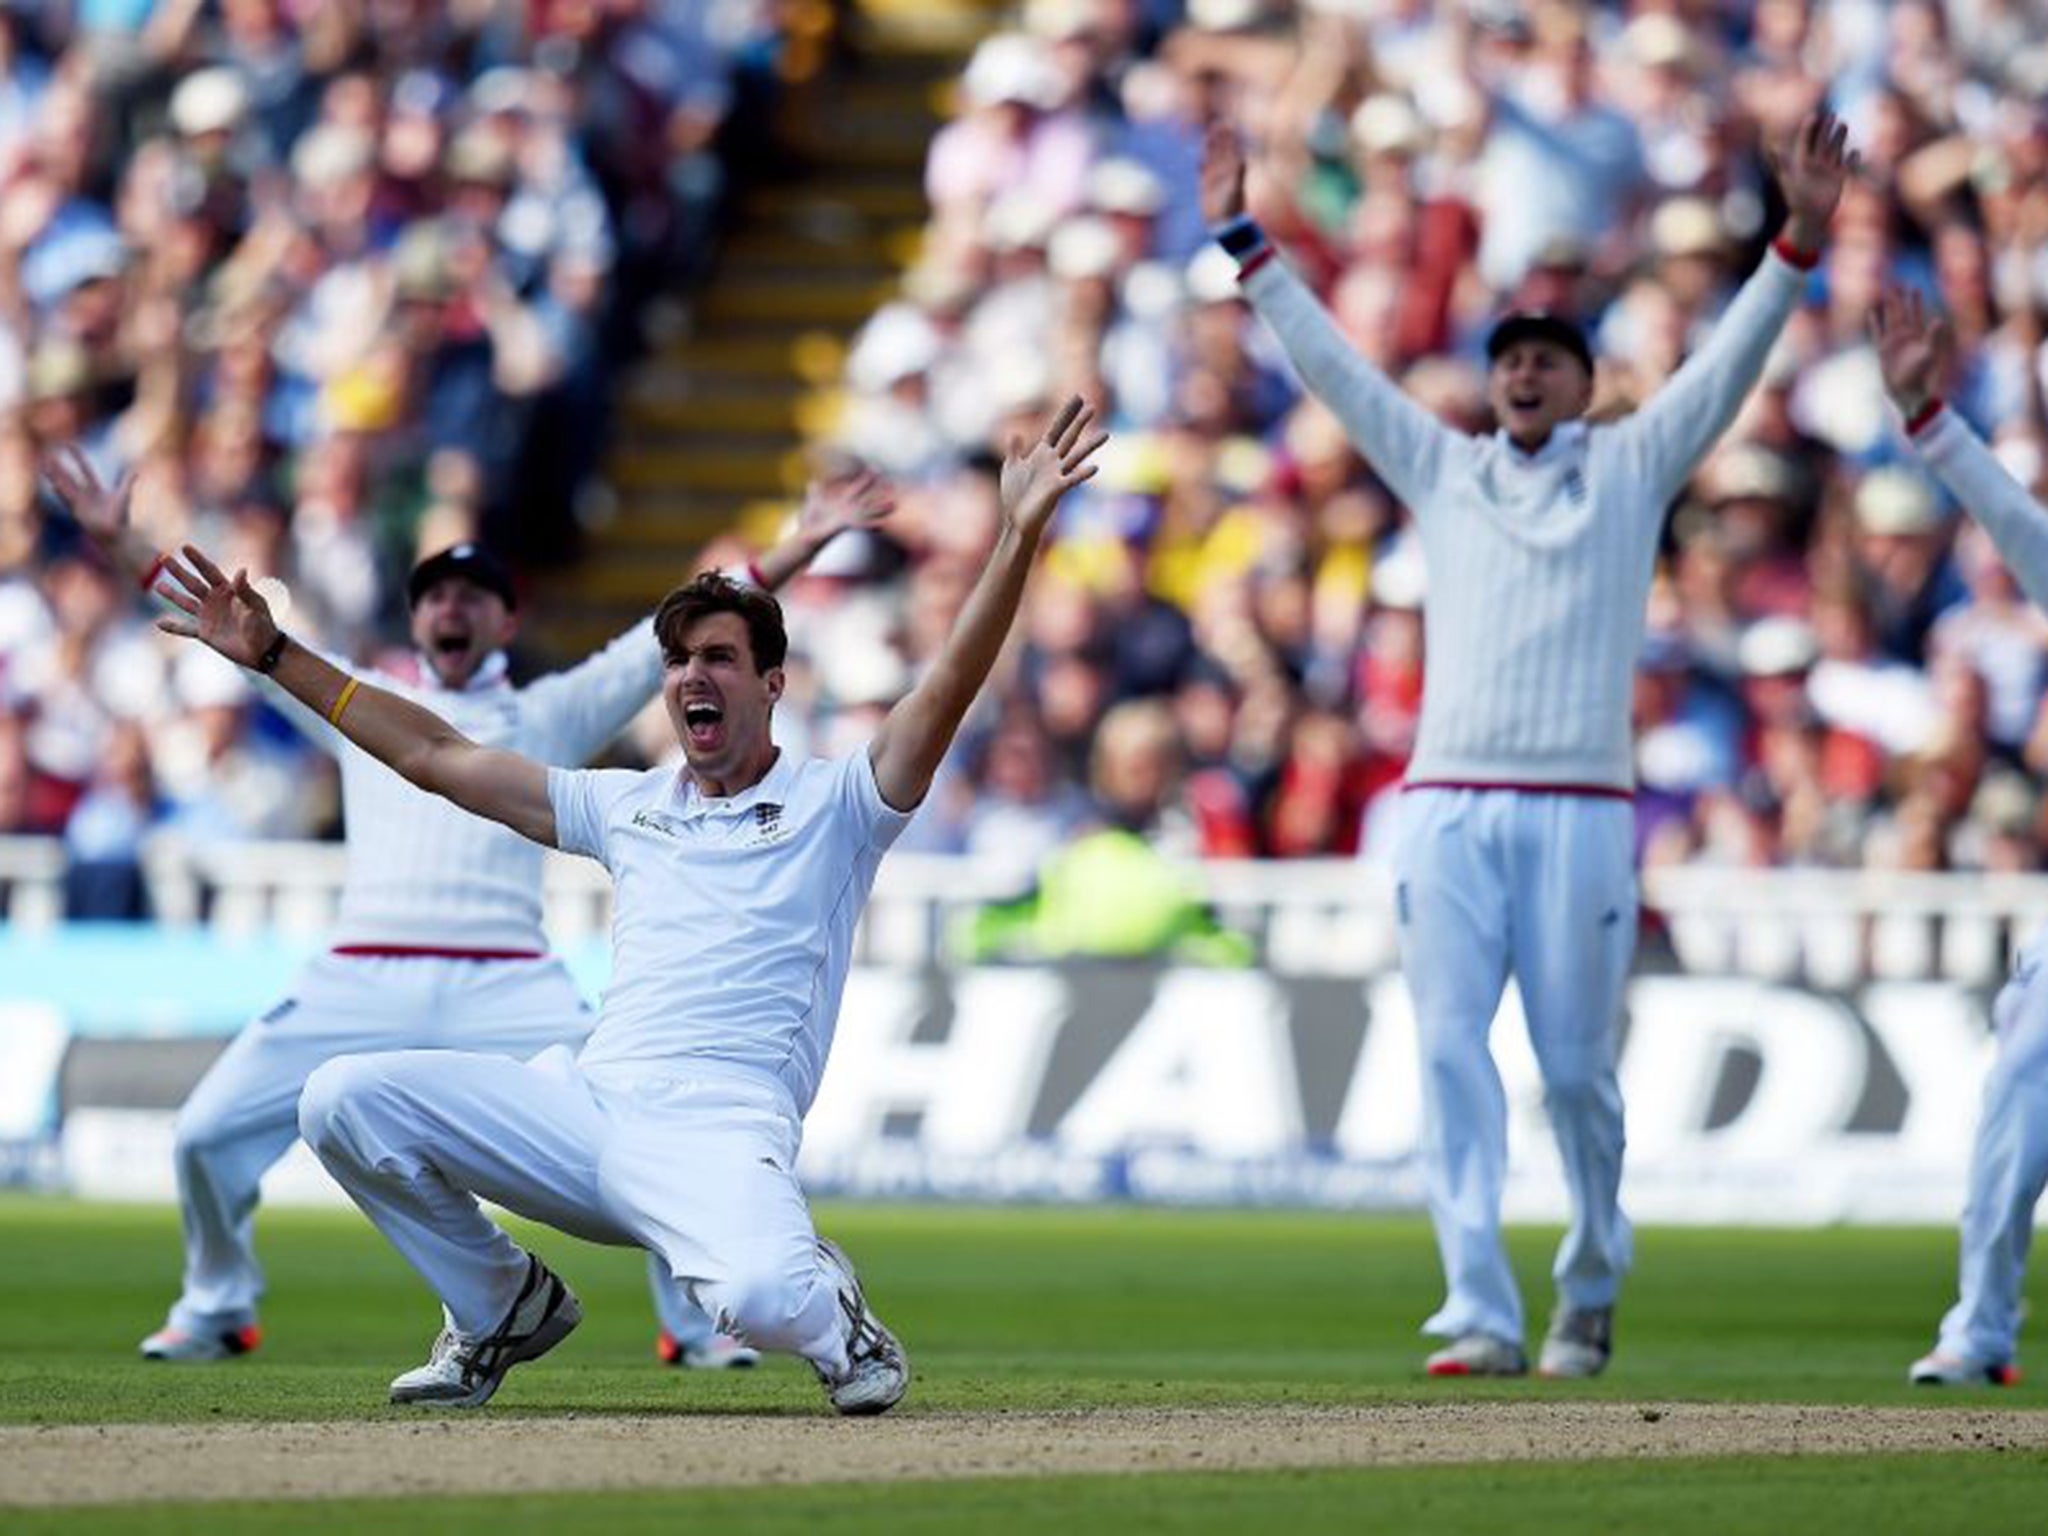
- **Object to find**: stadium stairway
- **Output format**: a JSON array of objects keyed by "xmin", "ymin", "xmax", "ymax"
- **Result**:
[{"xmin": 529, "ymin": 0, "xmax": 1004, "ymax": 659}]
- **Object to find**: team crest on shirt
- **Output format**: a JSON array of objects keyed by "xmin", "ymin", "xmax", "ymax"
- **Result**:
[
  {"xmin": 750, "ymin": 803, "xmax": 789, "ymax": 845},
  {"xmin": 1563, "ymin": 466, "xmax": 1587, "ymax": 506}
]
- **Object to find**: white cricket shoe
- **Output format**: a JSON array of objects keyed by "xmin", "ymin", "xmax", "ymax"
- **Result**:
[
  {"xmin": 812, "ymin": 1236, "xmax": 909, "ymax": 1415},
  {"xmin": 389, "ymin": 1255, "xmax": 582, "ymax": 1408},
  {"xmin": 1909, "ymin": 1350, "xmax": 2020, "ymax": 1386},
  {"xmin": 1425, "ymin": 1332, "xmax": 1528, "ymax": 1377},
  {"xmin": 658, "ymin": 1329, "xmax": 761, "ymax": 1370},
  {"xmin": 139, "ymin": 1323, "xmax": 262, "ymax": 1362},
  {"xmin": 1539, "ymin": 1306, "xmax": 1614, "ymax": 1379}
]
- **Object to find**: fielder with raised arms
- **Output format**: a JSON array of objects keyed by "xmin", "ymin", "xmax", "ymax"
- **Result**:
[
  {"xmin": 1201, "ymin": 113, "xmax": 1854, "ymax": 1377},
  {"xmin": 147, "ymin": 397, "xmax": 1106, "ymax": 1412},
  {"xmin": 45, "ymin": 448, "xmax": 894, "ymax": 1371},
  {"xmin": 1874, "ymin": 286, "xmax": 2048, "ymax": 1387}
]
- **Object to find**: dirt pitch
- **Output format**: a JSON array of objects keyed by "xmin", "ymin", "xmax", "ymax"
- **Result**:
[{"xmin": 6, "ymin": 1403, "xmax": 2048, "ymax": 1507}]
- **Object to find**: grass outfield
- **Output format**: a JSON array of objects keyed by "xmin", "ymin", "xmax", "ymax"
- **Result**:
[
  {"xmin": 7, "ymin": 1457, "xmax": 2048, "ymax": 1536},
  {"xmin": 1, "ymin": 1195, "xmax": 2035, "ymax": 1419},
  {"xmin": 5, "ymin": 1196, "xmax": 2046, "ymax": 1532}
]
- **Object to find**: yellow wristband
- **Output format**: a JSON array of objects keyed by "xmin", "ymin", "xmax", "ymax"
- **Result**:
[{"xmin": 327, "ymin": 677, "xmax": 361, "ymax": 727}]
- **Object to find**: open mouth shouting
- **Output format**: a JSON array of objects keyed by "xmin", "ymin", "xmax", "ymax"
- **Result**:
[
  {"xmin": 424, "ymin": 629, "xmax": 481, "ymax": 683},
  {"xmin": 681, "ymin": 695, "xmax": 727, "ymax": 754}
]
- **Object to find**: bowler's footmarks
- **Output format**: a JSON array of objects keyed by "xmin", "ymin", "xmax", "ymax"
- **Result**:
[
  {"xmin": 812, "ymin": 1236, "xmax": 910, "ymax": 1415},
  {"xmin": 139, "ymin": 1323, "xmax": 262, "ymax": 1362},
  {"xmin": 389, "ymin": 1254, "xmax": 582, "ymax": 1409}
]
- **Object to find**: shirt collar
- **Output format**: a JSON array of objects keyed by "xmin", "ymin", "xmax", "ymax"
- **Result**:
[
  {"xmin": 1496, "ymin": 418, "xmax": 1588, "ymax": 463},
  {"xmin": 417, "ymin": 649, "xmax": 511, "ymax": 695},
  {"xmin": 671, "ymin": 747, "xmax": 797, "ymax": 820}
]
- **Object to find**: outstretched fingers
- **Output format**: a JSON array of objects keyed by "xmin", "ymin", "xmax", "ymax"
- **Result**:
[
  {"xmin": 156, "ymin": 549, "xmax": 212, "ymax": 603},
  {"xmin": 1043, "ymin": 395, "xmax": 1084, "ymax": 450},
  {"xmin": 1061, "ymin": 427, "xmax": 1109, "ymax": 479},
  {"xmin": 181, "ymin": 542, "xmax": 230, "ymax": 587}
]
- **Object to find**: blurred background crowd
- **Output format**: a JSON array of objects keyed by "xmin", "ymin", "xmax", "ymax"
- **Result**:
[
  {"xmin": 774, "ymin": 0, "xmax": 2048, "ymax": 891},
  {"xmin": 0, "ymin": 0, "xmax": 785, "ymax": 910},
  {"xmin": 8, "ymin": 0, "xmax": 2048, "ymax": 923}
]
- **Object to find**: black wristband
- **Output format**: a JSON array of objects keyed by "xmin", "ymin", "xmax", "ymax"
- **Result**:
[
  {"xmin": 255, "ymin": 631, "xmax": 290, "ymax": 674},
  {"xmin": 1213, "ymin": 216, "xmax": 1267, "ymax": 258}
]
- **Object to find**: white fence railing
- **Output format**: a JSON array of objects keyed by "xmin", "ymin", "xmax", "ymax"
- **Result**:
[{"xmin": 5, "ymin": 834, "xmax": 2047, "ymax": 984}]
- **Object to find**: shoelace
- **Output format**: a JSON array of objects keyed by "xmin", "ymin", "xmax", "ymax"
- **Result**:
[
  {"xmin": 431, "ymin": 1260, "xmax": 557, "ymax": 1387},
  {"xmin": 838, "ymin": 1287, "xmax": 893, "ymax": 1368}
]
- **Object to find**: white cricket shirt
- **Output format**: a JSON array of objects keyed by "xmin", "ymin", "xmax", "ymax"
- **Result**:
[
  {"xmin": 1243, "ymin": 247, "xmax": 1808, "ymax": 791},
  {"xmin": 1913, "ymin": 406, "xmax": 2048, "ymax": 612},
  {"xmin": 267, "ymin": 620, "xmax": 661, "ymax": 951},
  {"xmin": 546, "ymin": 747, "xmax": 911, "ymax": 1114}
]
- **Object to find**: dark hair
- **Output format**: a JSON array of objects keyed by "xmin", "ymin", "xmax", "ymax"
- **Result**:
[{"xmin": 654, "ymin": 572, "xmax": 788, "ymax": 672}]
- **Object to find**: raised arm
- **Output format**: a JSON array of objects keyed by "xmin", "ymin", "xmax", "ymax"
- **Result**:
[
  {"xmin": 1877, "ymin": 286, "xmax": 2048, "ymax": 608},
  {"xmin": 1201, "ymin": 123, "xmax": 1456, "ymax": 511},
  {"xmin": 1608, "ymin": 112, "xmax": 1855, "ymax": 502},
  {"xmin": 153, "ymin": 544, "xmax": 559, "ymax": 846},
  {"xmin": 751, "ymin": 460, "xmax": 897, "ymax": 591},
  {"xmin": 866, "ymin": 398, "xmax": 1106, "ymax": 812},
  {"xmin": 42, "ymin": 445, "xmax": 155, "ymax": 585},
  {"xmin": 43, "ymin": 445, "xmax": 359, "ymax": 751}
]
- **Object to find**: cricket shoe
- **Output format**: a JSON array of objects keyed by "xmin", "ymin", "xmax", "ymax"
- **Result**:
[
  {"xmin": 812, "ymin": 1236, "xmax": 909, "ymax": 1415},
  {"xmin": 139, "ymin": 1324, "xmax": 262, "ymax": 1361},
  {"xmin": 389, "ymin": 1255, "xmax": 581, "ymax": 1408},
  {"xmin": 1425, "ymin": 1332, "xmax": 1528, "ymax": 1377},
  {"xmin": 1909, "ymin": 1351, "xmax": 2020, "ymax": 1386},
  {"xmin": 1539, "ymin": 1306, "xmax": 1614, "ymax": 1379},
  {"xmin": 657, "ymin": 1330, "xmax": 761, "ymax": 1369}
]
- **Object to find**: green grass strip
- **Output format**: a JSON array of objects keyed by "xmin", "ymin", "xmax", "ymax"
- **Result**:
[{"xmin": 8, "ymin": 1453, "xmax": 2048, "ymax": 1536}]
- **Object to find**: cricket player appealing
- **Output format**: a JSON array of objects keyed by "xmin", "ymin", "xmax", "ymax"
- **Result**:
[
  {"xmin": 147, "ymin": 397, "xmax": 1107, "ymax": 1412},
  {"xmin": 1874, "ymin": 287, "xmax": 2048, "ymax": 1387},
  {"xmin": 44, "ymin": 448, "xmax": 894, "ymax": 1370},
  {"xmin": 1202, "ymin": 114, "xmax": 1854, "ymax": 1376}
]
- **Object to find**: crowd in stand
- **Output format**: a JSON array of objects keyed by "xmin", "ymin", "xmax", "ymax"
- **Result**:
[
  {"xmin": 0, "ymin": 1, "xmax": 783, "ymax": 911},
  {"xmin": 12, "ymin": 0, "xmax": 2048, "ymax": 917},
  {"xmin": 762, "ymin": 0, "xmax": 2048, "ymax": 883}
]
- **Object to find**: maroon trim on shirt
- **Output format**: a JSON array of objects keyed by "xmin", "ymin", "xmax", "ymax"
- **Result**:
[
  {"xmin": 1770, "ymin": 234, "xmax": 1820, "ymax": 270},
  {"xmin": 1403, "ymin": 779, "xmax": 1635, "ymax": 802},
  {"xmin": 1236, "ymin": 246, "xmax": 1277, "ymax": 281},
  {"xmin": 331, "ymin": 944, "xmax": 547, "ymax": 961},
  {"xmin": 1904, "ymin": 397, "xmax": 1946, "ymax": 437}
]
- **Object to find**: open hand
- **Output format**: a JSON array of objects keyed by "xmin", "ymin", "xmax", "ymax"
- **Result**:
[
  {"xmin": 1771, "ymin": 110, "xmax": 1858, "ymax": 250},
  {"xmin": 1870, "ymin": 287, "xmax": 1951, "ymax": 416},
  {"xmin": 152, "ymin": 544, "xmax": 282, "ymax": 670},
  {"xmin": 40, "ymin": 444, "xmax": 136, "ymax": 545},
  {"xmin": 798, "ymin": 459, "xmax": 896, "ymax": 541},
  {"xmin": 999, "ymin": 396, "xmax": 1107, "ymax": 541},
  {"xmin": 1200, "ymin": 121, "xmax": 1248, "ymax": 226}
]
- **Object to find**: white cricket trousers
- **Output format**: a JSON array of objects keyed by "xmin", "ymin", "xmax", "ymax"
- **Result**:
[
  {"xmin": 164, "ymin": 953, "xmax": 713, "ymax": 1347},
  {"xmin": 1936, "ymin": 936, "xmax": 2048, "ymax": 1365},
  {"xmin": 296, "ymin": 1044, "xmax": 852, "ymax": 1376},
  {"xmin": 1394, "ymin": 787, "xmax": 1636, "ymax": 1344}
]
